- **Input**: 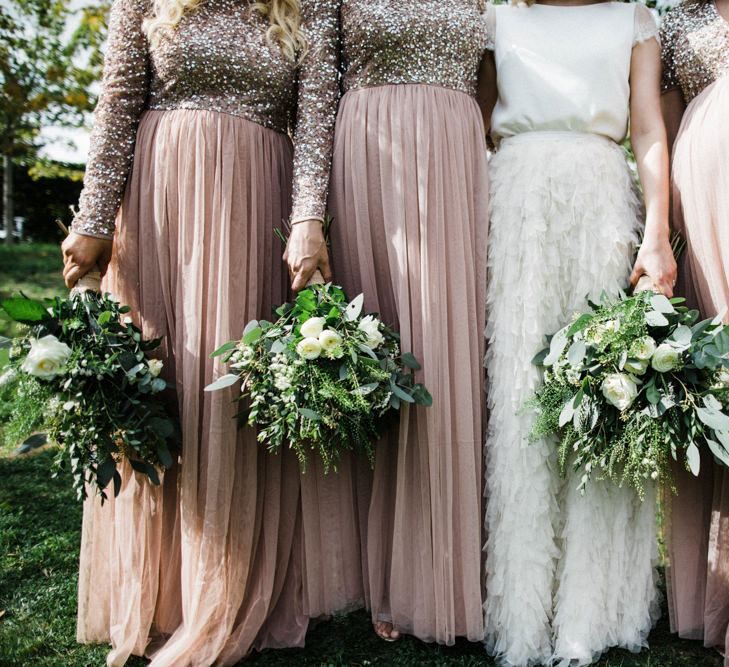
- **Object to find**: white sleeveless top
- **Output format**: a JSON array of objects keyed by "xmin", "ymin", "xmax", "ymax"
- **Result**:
[{"xmin": 486, "ymin": 2, "xmax": 659, "ymax": 143}]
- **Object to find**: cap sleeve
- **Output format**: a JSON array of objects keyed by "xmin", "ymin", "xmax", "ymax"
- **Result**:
[
  {"xmin": 633, "ymin": 3, "xmax": 659, "ymax": 47},
  {"xmin": 484, "ymin": 2, "xmax": 496, "ymax": 51},
  {"xmin": 659, "ymin": 9, "xmax": 681, "ymax": 93},
  {"xmin": 72, "ymin": 0, "xmax": 151, "ymax": 239},
  {"xmin": 289, "ymin": 0, "xmax": 341, "ymax": 223}
]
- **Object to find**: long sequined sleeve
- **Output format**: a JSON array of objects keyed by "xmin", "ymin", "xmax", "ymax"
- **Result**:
[
  {"xmin": 72, "ymin": 0, "xmax": 150, "ymax": 239},
  {"xmin": 290, "ymin": 0, "xmax": 340, "ymax": 223},
  {"xmin": 659, "ymin": 10, "xmax": 680, "ymax": 94}
]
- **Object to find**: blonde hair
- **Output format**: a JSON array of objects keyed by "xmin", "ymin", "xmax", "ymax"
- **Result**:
[{"xmin": 144, "ymin": 0, "xmax": 308, "ymax": 62}]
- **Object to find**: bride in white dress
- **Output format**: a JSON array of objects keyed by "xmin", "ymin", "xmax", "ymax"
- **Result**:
[{"xmin": 480, "ymin": 2, "xmax": 677, "ymax": 665}]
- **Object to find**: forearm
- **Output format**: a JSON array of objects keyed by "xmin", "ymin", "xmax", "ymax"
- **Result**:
[{"xmin": 632, "ymin": 125, "xmax": 670, "ymax": 245}]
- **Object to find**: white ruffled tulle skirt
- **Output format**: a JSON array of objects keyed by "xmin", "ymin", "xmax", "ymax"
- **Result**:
[{"xmin": 483, "ymin": 132, "xmax": 661, "ymax": 667}]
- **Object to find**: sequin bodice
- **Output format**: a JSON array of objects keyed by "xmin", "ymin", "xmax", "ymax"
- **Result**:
[
  {"xmin": 147, "ymin": 0, "xmax": 296, "ymax": 126},
  {"xmin": 340, "ymin": 0, "xmax": 488, "ymax": 97},
  {"xmin": 73, "ymin": 0, "xmax": 339, "ymax": 238},
  {"xmin": 660, "ymin": 1, "xmax": 729, "ymax": 103}
]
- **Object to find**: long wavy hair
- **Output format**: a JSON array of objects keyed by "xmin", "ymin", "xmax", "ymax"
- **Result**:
[{"xmin": 144, "ymin": 0, "xmax": 308, "ymax": 62}]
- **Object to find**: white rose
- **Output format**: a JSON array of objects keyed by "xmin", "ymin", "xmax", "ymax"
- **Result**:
[
  {"xmin": 601, "ymin": 373, "xmax": 639, "ymax": 411},
  {"xmin": 147, "ymin": 359, "xmax": 164, "ymax": 377},
  {"xmin": 21, "ymin": 335, "xmax": 72, "ymax": 379},
  {"xmin": 358, "ymin": 315, "xmax": 385, "ymax": 349},
  {"xmin": 630, "ymin": 336, "xmax": 657, "ymax": 361},
  {"xmin": 319, "ymin": 329, "xmax": 344, "ymax": 358},
  {"xmin": 300, "ymin": 317, "xmax": 326, "ymax": 339},
  {"xmin": 624, "ymin": 358, "xmax": 649, "ymax": 376},
  {"xmin": 318, "ymin": 329, "xmax": 342, "ymax": 351},
  {"xmin": 651, "ymin": 344, "xmax": 682, "ymax": 373},
  {"xmin": 296, "ymin": 337, "xmax": 322, "ymax": 360}
]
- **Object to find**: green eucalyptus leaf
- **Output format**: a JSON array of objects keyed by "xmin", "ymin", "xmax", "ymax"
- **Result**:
[
  {"xmin": 543, "ymin": 327, "xmax": 569, "ymax": 367},
  {"xmin": 97, "ymin": 310, "xmax": 112, "ymax": 326},
  {"xmin": 559, "ymin": 400, "xmax": 575, "ymax": 428},
  {"xmin": 243, "ymin": 326, "xmax": 263, "ymax": 346},
  {"xmin": 391, "ymin": 383, "xmax": 416, "ymax": 403},
  {"xmin": 413, "ymin": 385, "xmax": 433, "ymax": 407},
  {"xmin": 97, "ymin": 457, "xmax": 116, "ymax": 489},
  {"xmin": 299, "ymin": 408, "xmax": 321, "ymax": 421},
  {"xmin": 646, "ymin": 382, "xmax": 661, "ymax": 405},
  {"xmin": 706, "ymin": 438, "xmax": 729, "ymax": 469},
  {"xmin": 567, "ymin": 340, "xmax": 586, "ymax": 367},
  {"xmin": 697, "ymin": 407, "xmax": 729, "ymax": 432},
  {"xmin": 645, "ymin": 310, "xmax": 669, "ymax": 327},
  {"xmin": 401, "ymin": 352, "xmax": 422, "ymax": 370},
  {"xmin": 344, "ymin": 293, "xmax": 365, "ymax": 322},
  {"xmin": 270, "ymin": 339, "xmax": 286, "ymax": 355},
  {"xmin": 204, "ymin": 374, "xmax": 240, "ymax": 392},
  {"xmin": 210, "ymin": 340, "xmax": 236, "ymax": 358},
  {"xmin": 686, "ymin": 442, "xmax": 701, "ymax": 476},
  {"xmin": 650, "ymin": 294, "xmax": 675, "ymax": 314},
  {"xmin": 130, "ymin": 459, "xmax": 161, "ymax": 485},
  {"xmin": 1, "ymin": 297, "xmax": 51, "ymax": 324},
  {"xmin": 353, "ymin": 382, "xmax": 378, "ymax": 396},
  {"xmin": 567, "ymin": 313, "xmax": 593, "ymax": 337}
]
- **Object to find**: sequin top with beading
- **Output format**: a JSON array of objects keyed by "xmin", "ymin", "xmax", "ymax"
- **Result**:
[
  {"xmin": 660, "ymin": 1, "xmax": 729, "ymax": 103},
  {"xmin": 72, "ymin": 0, "xmax": 339, "ymax": 238},
  {"xmin": 340, "ymin": 0, "xmax": 488, "ymax": 97}
]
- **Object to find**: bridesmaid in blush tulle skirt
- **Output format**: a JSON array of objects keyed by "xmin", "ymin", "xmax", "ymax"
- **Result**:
[
  {"xmin": 660, "ymin": 2, "xmax": 729, "ymax": 662},
  {"xmin": 304, "ymin": 0, "xmax": 490, "ymax": 645},
  {"xmin": 62, "ymin": 0, "xmax": 341, "ymax": 663}
]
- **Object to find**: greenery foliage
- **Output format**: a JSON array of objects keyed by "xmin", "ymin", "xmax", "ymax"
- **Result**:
[
  {"xmin": 208, "ymin": 284, "xmax": 431, "ymax": 472},
  {"xmin": 531, "ymin": 290, "xmax": 729, "ymax": 498},
  {"xmin": 0, "ymin": 290, "xmax": 177, "ymax": 500}
]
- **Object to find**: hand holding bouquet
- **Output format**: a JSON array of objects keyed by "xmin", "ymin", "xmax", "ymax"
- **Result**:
[
  {"xmin": 0, "ymin": 290, "xmax": 177, "ymax": 501},
  {"xmin": 531, "ymin": 290, "xmax": 729, "ymax": 498},
  {"xmin": 206, "ymin": 284, "xmax": 432, "ymax": 471}
]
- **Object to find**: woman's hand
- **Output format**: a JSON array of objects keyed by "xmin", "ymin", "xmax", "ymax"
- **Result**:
[
  {"xmin": 630, "ymin": 235, "xmax": 677, "ymax": 297},
  {"xmin": 284, "ymin": 220, "xmax": 333, "ymax": 292},
  {"xmin": 62, "ymin": 233, "xmax": 113, "ymax": 289}
]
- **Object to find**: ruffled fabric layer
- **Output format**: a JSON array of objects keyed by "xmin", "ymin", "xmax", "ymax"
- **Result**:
[
  {"xmin": 483, "ymin": 132, "xmax": 658, "ymax": 666},
  {"xmin": 328, "ymin": 83, "xmax": 489, "ymax": 644}
]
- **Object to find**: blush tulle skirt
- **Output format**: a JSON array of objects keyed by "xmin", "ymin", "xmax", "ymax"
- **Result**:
[
  {"xmin": 665, "ymin": 74, "xmax": 729, "ymax": 665},
  {"xmin": 328, "ymin": 83, "xmax": 489, "ymax": 644},
  {"xmin": 77, "ymin": 109, "xmax": 364, "ymax": 666}
]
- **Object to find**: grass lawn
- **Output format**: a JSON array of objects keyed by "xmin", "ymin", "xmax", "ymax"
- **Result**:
[
  {"xmin": 0, "ymin": 244, "xmax": 723, "ymax": 666},
  {"xmin": 0, "ymin": 243, "xmax": 66, "ymax": 340},
  {"xmin": 0, "ymin": 449, "xmax": 722, "ymax": 667}
]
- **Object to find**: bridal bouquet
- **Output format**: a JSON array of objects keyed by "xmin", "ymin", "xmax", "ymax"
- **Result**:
[
  {"xmin": 206, "ymin": 283, "xmax": 432, "ymax": 471},
  {"xmin": 531, "ymin": 290, "xmax": 729, "ymax": 497},
  {"xmin": 0, "ymin": 291, "xmax": 177, "ymax": 501}
]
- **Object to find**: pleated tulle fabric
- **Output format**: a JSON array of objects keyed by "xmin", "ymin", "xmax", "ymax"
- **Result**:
[
  {"xmin": 328, "ymin": 84, "xmax": 489, "ymax": 644},
  {"xmin": 483, "ymin": 133, "xmax": 659, "ymax": 667},
  {"xmin": 665, "ymin": 74, "xmax": 729, "ymax": 664},
  {"xmin": 78, "ymin": 109, "xmax": 308, "ymax": 667}
]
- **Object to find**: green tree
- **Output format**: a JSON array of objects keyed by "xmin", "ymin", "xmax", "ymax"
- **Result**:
[{"xmin": 0, "ymin": 0, "xmax": 108, "ymax": 244}]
